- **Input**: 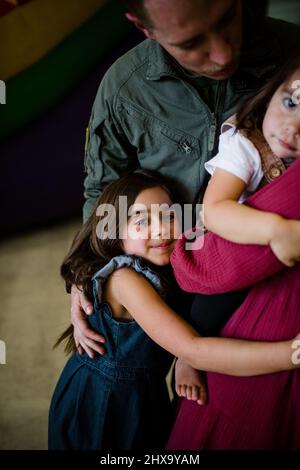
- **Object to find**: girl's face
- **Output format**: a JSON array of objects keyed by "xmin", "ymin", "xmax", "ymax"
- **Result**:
[
  {"xmin": 121, "ymin": 186, "xmax": 180, "ymax": 266},
  {"xmin": 262, "ymin": 70, "xmax": 300, "ymax": 159}
]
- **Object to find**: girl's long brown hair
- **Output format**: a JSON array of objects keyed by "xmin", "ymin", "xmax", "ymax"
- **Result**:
[
  {"xmin": 236, "ymin": 51, "xmax": 300, "ymax": 131},
  {"xmin": 55, "ymin": 170, "xmax": 175, "ymax": 354}
]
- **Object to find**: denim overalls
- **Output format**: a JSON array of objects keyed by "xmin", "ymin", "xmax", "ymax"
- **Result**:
[{"xmin": 48, "ymin": 255, "xmax": 174, "ymax": 450}]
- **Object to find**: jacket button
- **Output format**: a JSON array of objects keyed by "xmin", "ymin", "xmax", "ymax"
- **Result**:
[{"xmin": 269, "ymin": 166, "xmax": 281, "ymax": 178}]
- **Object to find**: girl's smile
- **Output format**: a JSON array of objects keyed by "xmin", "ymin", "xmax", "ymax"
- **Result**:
[
  {"xmin": 278, "ymin": 138, "xmax": 298, "ymax": 152},
  {"xmin": 151, "ymin": 241, "xmax": 173, "ymax": 249}
]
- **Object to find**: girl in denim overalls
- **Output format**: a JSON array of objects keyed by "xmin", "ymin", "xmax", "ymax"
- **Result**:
[{"xmin": 48, "ymin": 170, "xmax": 299, "ymax": 450}]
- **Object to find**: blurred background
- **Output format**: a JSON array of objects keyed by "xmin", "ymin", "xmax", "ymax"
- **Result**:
[{"xmin": 0, "ymin": 0, "xmax": 299, "ymax": 450}]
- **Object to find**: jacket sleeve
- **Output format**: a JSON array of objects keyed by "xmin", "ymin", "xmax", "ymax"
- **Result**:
[
  {"xmin": 83, "ymin": 76, "xmax": 138, "ymax": 222},
  {"xmin": 171, "ymin": 158, "xmax": 300, "ymax": 294}
]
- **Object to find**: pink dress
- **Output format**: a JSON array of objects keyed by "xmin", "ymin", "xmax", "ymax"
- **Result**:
[{"xmin": 167, "ymin": 158, "xmax": 300, "ymax": 449}]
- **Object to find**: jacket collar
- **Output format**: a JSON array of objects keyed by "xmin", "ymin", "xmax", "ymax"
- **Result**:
[{"xmin": 146, "ymin": 40, "xmax": 181, "ymax": 80}]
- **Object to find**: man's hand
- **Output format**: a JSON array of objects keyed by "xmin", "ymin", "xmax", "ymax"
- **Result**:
[{"xmin": 71, "ymin": 285, "xmax": 106, "ymax": 358}]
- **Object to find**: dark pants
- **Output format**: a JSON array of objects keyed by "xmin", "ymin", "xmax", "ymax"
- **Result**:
[{"xmin": 190, "ymin": 289, "xmax": 250, "ymax": 337}]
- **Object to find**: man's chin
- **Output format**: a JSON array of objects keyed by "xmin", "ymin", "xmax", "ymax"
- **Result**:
[
  {"xmin": 204, "ymin": 62, "xmax": 238, "ymax": 79},
  {"xmin": 191, "ymin": 61, "xmax": 238, "ymax": 80}
]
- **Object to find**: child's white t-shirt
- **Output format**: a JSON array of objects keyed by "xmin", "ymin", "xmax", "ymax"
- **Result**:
[{"xmin": 205, "ymin": 124, "xmax": 264, "ymax": 202}]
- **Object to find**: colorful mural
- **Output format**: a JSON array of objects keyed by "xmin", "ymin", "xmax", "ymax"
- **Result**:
[{"xmin": 0, "ymin": 0, "xmax": 141, "ymax": 233}]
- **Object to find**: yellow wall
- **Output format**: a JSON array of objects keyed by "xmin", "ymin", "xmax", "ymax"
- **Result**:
[{"xmin": 0, "ymin": 0, "xmax": 108, "ymax": 80}]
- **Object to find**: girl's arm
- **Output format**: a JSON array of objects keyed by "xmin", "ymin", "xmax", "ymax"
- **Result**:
[
  {"xmin": 172, "ymin": 158, "xmax": 300, "ymax": 294},
  {"xmin": 113, "ymin": 268, "xmax": 297, "ymax": 376},
  {"xmin": 203, "ymin": 168, "xmax": 288, "ymax": 246}
]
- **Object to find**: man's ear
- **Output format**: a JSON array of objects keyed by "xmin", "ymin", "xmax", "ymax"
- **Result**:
[{"xmin": 125, "ymin": 12, "xmax": 154, "ymax": 39}]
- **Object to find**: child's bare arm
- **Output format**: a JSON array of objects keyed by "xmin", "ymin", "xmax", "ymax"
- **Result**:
[
  {"xmin": 112, "ymin": 268, "xmax": 298, "ymax": 376},
  {"xmin": 203, "ymin": 168, "xmax": 285, "ymax": 245},
  {"xmin": 203, "ymin": 169, "xmax": 300, "ymax": 265}
]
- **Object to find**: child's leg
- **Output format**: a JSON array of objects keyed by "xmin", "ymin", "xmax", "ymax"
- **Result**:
[{"xmin": 175, "ymin": 358, "xmax": 207, "ymax": 405}]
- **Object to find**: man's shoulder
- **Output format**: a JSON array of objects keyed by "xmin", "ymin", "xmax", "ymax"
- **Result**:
[
  {"xmin": 99, "ymin": 39, "xmax": 154, "ymax": 95},
  {"xmin": 242, "ymin": 15, "xmax": 300, "ymax": 73},
  {"xmin": 265, "ymin": 16, "xmax": 300, "ymax": 50},
  {"xmin": 266, "ymin": 15, "xmax": 300, "ymax": 33}
]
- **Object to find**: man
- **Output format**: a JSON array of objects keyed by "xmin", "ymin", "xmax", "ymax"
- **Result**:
[{"xmin": 72, "ymin": 0, "xmax": 300, "ymax": 356}]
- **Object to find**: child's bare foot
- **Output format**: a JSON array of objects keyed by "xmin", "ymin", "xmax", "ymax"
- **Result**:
[{"xmin": 175, "ymin": 358, "xmax": 207, "ymax": 405}]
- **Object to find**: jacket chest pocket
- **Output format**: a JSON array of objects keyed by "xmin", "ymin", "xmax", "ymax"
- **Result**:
[{"xmin": 118, "ymin": 102, "xmax": 200, "ymax": 164}]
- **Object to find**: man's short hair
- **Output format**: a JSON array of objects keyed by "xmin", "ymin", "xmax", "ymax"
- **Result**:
[{"xmin": 123, "ymin": 0, "xmax": 154, "ymax": 29}]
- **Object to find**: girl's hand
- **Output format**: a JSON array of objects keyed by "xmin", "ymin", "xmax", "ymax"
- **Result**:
[
  {"xmin": 270, "ymin": 219, "xmax": 300, "ymax": 267},
  {"xmin": 70, "ymin": 285, "xmax": 106, "ymax": 358}
]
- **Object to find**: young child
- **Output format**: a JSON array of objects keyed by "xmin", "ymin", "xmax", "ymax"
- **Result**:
[
  {"xmin": 48, "ymin": 170, "xmax": 299, "ymax": 450},
  {"xmin": 203, "ymin": 56, "xmax": 300, "ymax": 263},
  {"xmin": 176, "ymin": 53, "xmax": 300, "ymax": 405}
]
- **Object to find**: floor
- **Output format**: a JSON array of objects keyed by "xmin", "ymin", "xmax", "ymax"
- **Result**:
[{"xmin": 0, "ymin": 218, "xmax": 81, "ymax": 449}]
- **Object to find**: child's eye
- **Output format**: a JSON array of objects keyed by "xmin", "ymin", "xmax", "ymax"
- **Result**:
[
  {"xmin": 135, "ymin": 218, "xmax": 148, "ymax": 227},
  {"xmin": 283, "ymin": 97, "xmax": 297, "ymax": 109}
]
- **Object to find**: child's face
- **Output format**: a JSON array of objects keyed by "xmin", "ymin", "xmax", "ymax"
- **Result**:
[
  {"xmin": 121, "ymin": 186, "xmax": 180, "ymax": 266},
  {"xmin": 262, "ymin": 69, "xmax": 300, "ymax": 159}
]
